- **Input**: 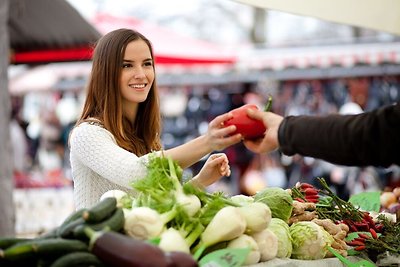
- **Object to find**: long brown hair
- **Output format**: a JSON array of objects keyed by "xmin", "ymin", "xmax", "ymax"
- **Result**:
[{"xmin": 76, "ymin": 28, "xmax": 162, "ymax": 155}]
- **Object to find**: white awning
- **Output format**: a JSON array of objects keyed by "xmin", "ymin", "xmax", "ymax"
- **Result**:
[
  {"xmin": 237, "ymin": 42, "xmax": 400, "ymax": 71},
  {"xmin": 233, "ymin": 0, "xmax": 400, "ymax": 36}
]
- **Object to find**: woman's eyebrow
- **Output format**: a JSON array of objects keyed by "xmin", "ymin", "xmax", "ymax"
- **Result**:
[{"xmin": 123, "ymin": 58, "xmax": 152, "ymax": 62}]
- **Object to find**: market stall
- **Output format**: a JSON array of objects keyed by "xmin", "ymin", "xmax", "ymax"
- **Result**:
[{"xmin": 1, "ymin": 155, "xmax": 399, "ymax": 266}]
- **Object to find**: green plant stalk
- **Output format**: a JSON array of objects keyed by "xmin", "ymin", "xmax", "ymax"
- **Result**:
[
  {"xmin": 185, "ymin": 223, "xmax": 204, "ymax": 247},
  {"xmin": 317, "ymin": 177, "xmax": 364, "ymax": 222},
  {"xmin": 263, "ymin": 95, "xmax": 273, "ymax": 112}
]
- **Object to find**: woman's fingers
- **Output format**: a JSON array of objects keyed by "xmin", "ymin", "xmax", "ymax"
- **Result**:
[
  {"xmin": 209, "ymin": 113, "xmax": 234, "ymax": 128},
  {"xmin": 209, "ymin": 153, "xmax": 231, "ymax": 177}
]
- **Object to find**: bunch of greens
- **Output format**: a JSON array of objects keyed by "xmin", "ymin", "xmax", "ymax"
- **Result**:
[
  {"xmin": 363, "ymin": 215, "xmax": 400, "ymax": 258},
  {"xmin": 315, "ymin": 178, "xmax": 364, "ymax": 222},
  {"xmin": 127, "ymin": 153, "xmax": 242, "ymax": 258}
]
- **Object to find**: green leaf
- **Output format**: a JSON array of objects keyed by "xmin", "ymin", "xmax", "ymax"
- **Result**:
[
  {"xmin": 199, "ymin": 248, "xmax": 250, "ymax": 267},
  {"xmin": 345, "ymin": 231, "xmax": 372, "ymax": 242},
  {"xmin": 349, "ymin": 191, "xmax": 381, "ymax": 212}
]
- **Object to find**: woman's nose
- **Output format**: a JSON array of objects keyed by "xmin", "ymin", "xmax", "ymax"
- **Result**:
[{"xmin": 133, "ymin": 68, "xmax": 146, "ymax": 79}]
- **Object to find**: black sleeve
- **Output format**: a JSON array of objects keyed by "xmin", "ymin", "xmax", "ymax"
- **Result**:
[{"xmin": 278, "ymin": 102, "xmax": 400, "ymax": 168}]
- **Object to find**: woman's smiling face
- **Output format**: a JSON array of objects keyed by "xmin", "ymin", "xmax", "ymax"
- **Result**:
[{"xmin": 119, "ymin": 39, "xmax": 155, "ymax": 110}]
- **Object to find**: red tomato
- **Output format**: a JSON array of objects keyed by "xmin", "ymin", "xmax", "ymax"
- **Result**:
[{"xmin": 224, "ymin": 104, "xmax": 266, "ymax": 139}]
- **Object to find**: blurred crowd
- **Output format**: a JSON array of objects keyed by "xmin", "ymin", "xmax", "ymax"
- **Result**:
[
  {"xmin": 9, "ymin": 76, "xmax": 400, "ymax": 199},
  {"xmin": 170, "ymin": 76, "xmax": 400, "ymax": 199}
]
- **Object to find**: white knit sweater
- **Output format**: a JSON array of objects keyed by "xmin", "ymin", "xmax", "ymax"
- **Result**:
[{"xmin": 69, "ymin": 122, "xmax": 155, "ymax": 209}]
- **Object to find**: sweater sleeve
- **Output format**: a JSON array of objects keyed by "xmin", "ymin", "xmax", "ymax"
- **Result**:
[
  {"xmin": 278, "ymin": 102, "xmax": 400, "ymax": 167},
  {"xmin": 69, "ymin": 122, "xmax": 156, "ymax": 188}
]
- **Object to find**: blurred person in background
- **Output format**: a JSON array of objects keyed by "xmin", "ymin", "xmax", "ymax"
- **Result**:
[
  {"xmin": 10, "ymin": 97, "xmax": 30, "ymax": 175},
  {"xmin": 69, "ymin": 28, "xmax": 241, "ymax": 209},
  {"xmin": 242, "ymin": 101, "xmax": 400, "ymax": 169}
]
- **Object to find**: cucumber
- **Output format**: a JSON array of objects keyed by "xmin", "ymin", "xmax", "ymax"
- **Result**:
[
  {"xmin": 0, "ymin": 237, "xmax": 31, "ymax": 249},
  {"xmin": 73, "ymin": 208, "xmax": 125, "ymax": 239},
  {"xmin": 2, "ymin": 238, "xmax": 88, "ymax": 261},
  {"xmin": 38, "ymin": 228, "xmax": 58, "ymax": 239},
  {"xmin": 58, "ymin": 218, "xmax": 86, "ymax": 238},
  {"xmin": 50, "ymin": 252, "xmax": 104, "ymax": 267},
  {"xmin": 60, "ymin": 208, "xmax": 87, "ymax": 227},
  {"xmin": 56, "ymin": 208, "xmax": 87, "ymax": 237},
  {"xmin": 82, "ymin": 197, "xmax": 117, "ymax": 223}
]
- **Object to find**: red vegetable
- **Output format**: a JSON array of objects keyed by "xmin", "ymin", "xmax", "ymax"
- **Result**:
[
  {"xmin": 346, "ymin": 240, "xmax": 365, "ymax": 247},
  {"xmin": 354, "ymin": 245, "xmax": 366, "ymax": 251},
  {"xmin": 294, "ymin": 197, "xmax": 305, "ymax": 203},
  {"xmin": 299, "ymin": 183, "xmax": 315, "ymax": 190},
  {"xmin": 304, "ymin": 196, "xmax": 319, "ymax": 203},
  {"xmin": 224, "ymin": 104, "xmax": 266, "ymax": 139},
  {"xmin": 303, "ymin": 188, "xmax": 319, "ymax": 196},
  {"xmin": 358, "ymin": 233, "xmax": 370, "ymax": 240},
  {"xmin": 369, "ymin": 228, "xmax": 378, "ymax": 239}
]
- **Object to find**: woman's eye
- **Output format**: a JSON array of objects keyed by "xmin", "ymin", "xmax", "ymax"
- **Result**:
[
  {"xmin": 122, "ymin": 63, "xmax": 132, "ymax": 68},
  {"xmin": 144, "ymin": 61, "xmax": 153, "ymax": 67}
]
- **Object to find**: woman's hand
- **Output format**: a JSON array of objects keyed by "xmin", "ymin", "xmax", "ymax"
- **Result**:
[
  {"xmin": 191, "ymin": 153, "xmax": 231, "ymax": 188},
  {"xmin": 205, "ymin": 113, "xmax": 242, "ymax": 151}
]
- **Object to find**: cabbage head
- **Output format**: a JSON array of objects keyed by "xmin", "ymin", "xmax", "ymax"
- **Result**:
[
  {"xmin": 268, "ymin": 218, "xmax": 292, "ymax": 258},
  {"xmin": 254, "ymin": 187, "xmax": 293, "ymax": 222},
  {"xmin": 289, "ymin": 221, "xmax": 334, "ymax": 260}
]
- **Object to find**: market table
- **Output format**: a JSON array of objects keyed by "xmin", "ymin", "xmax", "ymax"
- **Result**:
[{"xmin": 250, "ymin": 256, "xmax": 370, "ymax": 267}]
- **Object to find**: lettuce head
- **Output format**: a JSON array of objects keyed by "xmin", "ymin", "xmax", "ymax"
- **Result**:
[
  {"xmin": 254, "ymin": 187, "xmax": 293, "ymax": 222},
  {"xmin": 268, "ymin": 218, "xmax": 292, "ymax": 258},
  {"xmin": 289, "ymin": 221, "xmax": 334, "ymax": 260}
]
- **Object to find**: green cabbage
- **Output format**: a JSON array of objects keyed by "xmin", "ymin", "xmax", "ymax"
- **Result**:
[
  {"xmin": 254, "ymin": 187, "xmax": 293, "ymax": 222},
  {"xmin": 289, "ymin": 221, "xmax": 334, "ymax": 260},
  {"xmin": 268, "ymin": 218, "xmax": 292, "ymax": 258}
]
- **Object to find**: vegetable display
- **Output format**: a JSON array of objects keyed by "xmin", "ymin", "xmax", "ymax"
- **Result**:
[{"xmin": 2, "ymin": 154, "xmax": 400, "ymax": 266}]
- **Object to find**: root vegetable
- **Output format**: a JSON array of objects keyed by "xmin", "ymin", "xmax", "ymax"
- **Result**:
[
  {"xmin": 227, "ymin": 234, "xmax": 261, "ymax": 265},
  {"xmin": 380, "ymin": 192, "xmax": 397, "ymax": 209},
  {"xmin": 238, "ymin": 202, "xmax": 271, "ymax": 233},
  {"xmin": 251, "ymin": 228, "xmax": 278, "ymax": 261},
  {"xmin": 292, "ymin": 201, "xmax": 316, "ymax": 215},
  {"xmin": 193, "ymin": 206, "xmax": 246, "ymax": 260},
  {"xmin": 123, "ymin": 207, "xmax": 176, "ymax": 240},
  {"xmin": 289, "ymin": 211, "xmax": 317, "ymax": 224},
  {"xmin": 159, "ymin": 228, "xmax": 190, "ymax": 254}
]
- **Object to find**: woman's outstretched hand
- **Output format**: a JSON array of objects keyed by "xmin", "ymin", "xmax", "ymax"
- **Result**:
[
  {"xmin": 191, "ymin": 153, "xmax": 231, "ymax": 188},
  {"xmin": 205, "ymin": 113, "xmax": 242, "ymax": 151}
]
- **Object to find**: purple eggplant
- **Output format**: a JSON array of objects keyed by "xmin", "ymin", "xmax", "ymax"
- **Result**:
[
  {"xmin": 86, "ymin": 228, "xmax": 168, "ymax": 267},
  {"xmin": 165, "ymin": 251, "xmax": 198, "ymax": 267}
]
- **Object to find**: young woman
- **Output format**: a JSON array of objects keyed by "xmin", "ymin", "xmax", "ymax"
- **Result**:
[{"xmin": 69, "ymin": 28, "xmax": 241, "ymax": 209}]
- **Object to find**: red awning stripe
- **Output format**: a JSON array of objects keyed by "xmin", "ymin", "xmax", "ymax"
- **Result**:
[{"xmin": 10, "ymin": 47, "xmax": 94, "ymax": 64}]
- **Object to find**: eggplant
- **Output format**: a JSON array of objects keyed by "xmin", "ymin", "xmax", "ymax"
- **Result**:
[
  {"xmin": 86, "ymin": 228, "xmax": 168, "ymax": 267},
  {"xmin": 165, "ymin": 251, "xmax": 198, "ymax": 267}
]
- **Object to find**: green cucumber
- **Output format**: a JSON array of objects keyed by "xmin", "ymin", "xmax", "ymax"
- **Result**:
[
  {"xmin": 0, "ymin": 237, "xmax": 31, "ymax": 249},
  {"xmin": 38, "ymin": 228, "xmax": 58, "ymax": 239},
  {"xmin": 50, "ymin": 251, "xmax": 104, "ymax": 267},
  {"xmin": 58, "ymin": 218, "xmax": 86, "ymax": 238},
  {"xmin": 82, "ymin": 197, "xmax": 117, "ymax": 223},
  {"xmin": 2, "ymin": 238, "xmax": 88, "ymax": 261},
  {"xmin": 61, "ymin": 208, "xmax": 87, "ymax": 227},
  {"xmin": 73, "ymin": 208, "xmax": 125, "ymax": 239}
]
